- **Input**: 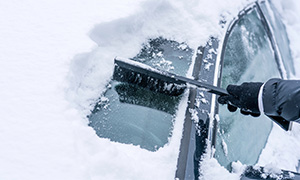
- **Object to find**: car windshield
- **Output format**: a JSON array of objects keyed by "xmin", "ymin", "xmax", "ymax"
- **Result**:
[
  {"xmin": 215, "ymin": 8, "xmax": 280, "ymax": 169},
  {"xmin": 88, "ymin": 38, "xmax": 193, "ymax": 151}
]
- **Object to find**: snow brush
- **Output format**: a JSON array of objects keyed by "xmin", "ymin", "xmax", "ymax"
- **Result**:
[{"xmin": 113, "ymin": 57, "xmax": 228, "ymax": 96}]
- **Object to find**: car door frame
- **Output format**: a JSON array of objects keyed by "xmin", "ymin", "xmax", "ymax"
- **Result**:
[{"xmin": 175, "ymin": 0, "xmax": 295, "ymax": 179}]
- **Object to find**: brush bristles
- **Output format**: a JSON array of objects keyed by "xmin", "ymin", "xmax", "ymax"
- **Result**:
[{"xmin": 113, "ymin": 65, "xmax": 186, "ymax": 96}]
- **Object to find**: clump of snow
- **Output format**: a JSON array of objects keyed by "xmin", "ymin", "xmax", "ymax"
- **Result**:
[
  {"xmin": 205, "ymin": 53, "xmax": 213, "ymax": 61},
  {"xmin": 153, "ymin": 51, "xmax": 163, "ymax": 58},
  {"xmin": 153, "ymin": 58, "xmax": 175, "ymax": 71},
  {"xmin": 189, "ymin": 108, "xmax": 199, "ymax": 123},
  {"xmin": 100, "ymin": 96, "xmax": 109, "ymax": 102},
  {"xmin": 221, "ymin": 138, "xmax": 228, "ymax": 156},
  {"xmin": 208, "ymin": 47, "xmax": 218, "ymax": 55},
  {"xmin": 215, "ymin": 114, "xmax": 220, "ymax": 122},
  {"xmin": 195, "ymin": 96, "xmax": 201, "ymax": 108},
  {"xmin": 231, "ymin": 161, "xmax": 247, "ymax": 174},
  {"xmin": 200, "ymin": 97, "xmax": 209, "ymax": 104},
  {"xmin": 204, "ymin": 62, "xmax": 214, "ymax": 71},
  {"xmin": 199, "ymin": 91, "xmax": 205, "ymax": 98},
  {"xmin": 178, "ymin": 43, "xmax": 188, "ymax": 51},
  {"xmin": 97, "ymin": 96, "xmax": 110, "ymax": 110},
  {"xmin": 262, "ymin": 163, "xmax": 283, "ymax": 179},
  {"xmin": 199, "ymin": 143, "xmax": 242, "ymax": 180},
  {"xmin": 289, "ymin": 171, "xmax": 296, "ymax": 178}
]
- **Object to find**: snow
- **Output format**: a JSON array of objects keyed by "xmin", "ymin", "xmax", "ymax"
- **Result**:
[
  {"xmin": 0, "ymin": 0, "xmax": 146, "ymax": 179},
  {"xmin": 189, "ymin": 108, "xmax": 200, "ymax": 123},
  {"xmin": 262, "ymin": 163, "xmax": 283, "ymax": 178},
  {"xmin": 257, "ymin": 124, "xmax": 300, "ymax": 172},
  {"xmin": 115, "ymin": 57, "xmax": 164, "ymax": 74},
  {"xmin": 232, "ymin": 161, "xmax": 247, "ymax": 175},
  {"xmin": 199, "ymin": 145, "xmax": 242, "ymax": 180},
  {"xmin": 1, "ymin": 0, "xmax": 300, "ymax": 179},
  {"xmin": 221, "ymin": 139, "xmax": 228, "ymax": 157}
]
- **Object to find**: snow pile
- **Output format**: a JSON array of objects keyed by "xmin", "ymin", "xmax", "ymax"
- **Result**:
[
  {"xmin": 0, "ymin": 0, "xmax": 146, "ymax": 179},
  {"xmin": 199, "ymin": 146, "xmax": 244, "ymax": 180},
  {"xmin": 257, "ymin": 124, "xmax": 300, "ymax": 172},
  {"xmin": 261, "ymin": 163, "xmax": 283, "ymax": 179}
]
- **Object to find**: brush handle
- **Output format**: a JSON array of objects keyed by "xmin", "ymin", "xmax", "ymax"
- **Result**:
[{"xmin": 175, "ymin": 75, "xmax": 228, "ymax": 96}]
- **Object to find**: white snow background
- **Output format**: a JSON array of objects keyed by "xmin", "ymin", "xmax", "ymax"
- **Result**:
[{"xmin": 1, "ymin": 0, "xmax": 300, "ymax": 179}]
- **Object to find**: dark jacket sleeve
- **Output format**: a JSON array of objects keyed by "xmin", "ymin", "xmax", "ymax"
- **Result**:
[{"xmin": 263, "ymin": 78, "xmax": 300, "ymax": 123}]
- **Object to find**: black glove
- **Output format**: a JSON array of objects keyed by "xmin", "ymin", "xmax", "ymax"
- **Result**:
[{"xmin": 218, "ymin": 82, "xmax": 263, "ymax": 117}]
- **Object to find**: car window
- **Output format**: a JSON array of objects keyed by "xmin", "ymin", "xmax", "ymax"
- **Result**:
[
  {"xmin": 88, "ymin": 38, "xmax": 193, "ymax": 151},
  {"xmin": 259, "ymin": 1, "xmax": 295, "ymax": 76},
  {"xmin": 215, "ymin": 8, "xmax": 281, "ymax": 169}
]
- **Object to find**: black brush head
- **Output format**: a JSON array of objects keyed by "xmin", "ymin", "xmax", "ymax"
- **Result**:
[
  {"xmin": 113, "ymin": 58, "xmax": 187, "ymax": 96},
  {"xmin": 114, "ymin": 83, "xmax": 181, "ymax": 114}
]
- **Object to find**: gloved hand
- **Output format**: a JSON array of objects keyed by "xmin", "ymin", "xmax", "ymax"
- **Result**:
[{"xmin": 218, "ymin": 82, "xmax": 263, "ymax": 117}]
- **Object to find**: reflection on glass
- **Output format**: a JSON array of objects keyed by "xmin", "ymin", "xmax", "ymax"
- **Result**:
[
  {"xmin": 259, "ymin": 1, "xmax": 295, "ymax": 75},
  {"xmin": 215, "ymin": 9, "xmax": 280, "ymax": 169},
  {"xmin": 89, "ymin": 81, "xmax": 180, "ymax": 151},
  {"xmin": 88, "ymin": 38, "xmax": 193, "ymax": 151}
]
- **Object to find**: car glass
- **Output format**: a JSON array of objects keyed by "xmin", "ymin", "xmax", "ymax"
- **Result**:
[
  {"xmin": 259, "ymin": 1, "xmax": 295, "ymax": 76},
  {"xmin": 88, "ymin": 38, "xmax": 193, "ymax": 151},
  {"xmin": 215, "ymin": 8, "xmax": 280, "ymax": 170}
]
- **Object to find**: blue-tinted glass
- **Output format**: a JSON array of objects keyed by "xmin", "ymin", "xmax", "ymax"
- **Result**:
[
  {"xmin": 260, "ymin": 1, "xmax": 295, "ymax": 76},
  {"xmin": 89, "ymin": 38, "xmax": 193, "ymax": 151},
  {"xmin": 215, "ymin": 9, "xmax": 280, "ymax": 169}
]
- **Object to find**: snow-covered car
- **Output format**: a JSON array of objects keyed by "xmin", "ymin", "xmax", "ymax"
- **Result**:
[{"xmin": 88, "ymin": 0, "xmax": 300, "ymax": 179}]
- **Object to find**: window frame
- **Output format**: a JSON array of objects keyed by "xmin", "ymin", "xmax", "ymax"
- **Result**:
[
  {"xmin": 216, "ymin": 1, "xmax": 293, "ymax": 137},
  {"xmin": 175, "ymin": 0, "xmax": 295, "ymax": 179}
]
